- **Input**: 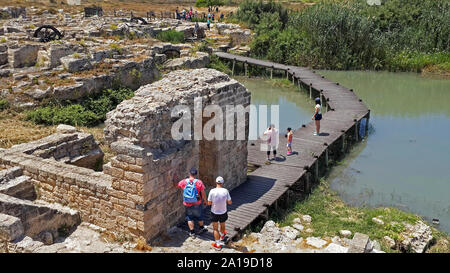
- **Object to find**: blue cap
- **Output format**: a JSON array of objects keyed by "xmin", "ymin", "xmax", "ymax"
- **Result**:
[
  {"xmin": 315, "ymin": 97, "xmax": 321, "ymax": 103},
  {"xmin": 189, "ymin": 168, "xmax": 198, "ymax": 175}
]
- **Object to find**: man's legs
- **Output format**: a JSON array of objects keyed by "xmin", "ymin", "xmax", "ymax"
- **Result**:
[
  {"xmin": 185, "ymin": 206, "xmax": 196, "ymax": 236},
  {"xmin": 188, "ymin": 221, "xmax": 195, "ymax": 231},
  {"xmin": 212, "ymin": 221, "xmax": 220, "ymax": 241},
  {"xmin": 220, "ymin": 222, "xmax": 226, "ymax": 238}
]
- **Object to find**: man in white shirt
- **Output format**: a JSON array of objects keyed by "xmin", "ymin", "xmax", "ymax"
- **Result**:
[
  {"xmin": 208, "ymin": 176, "xmax": 232, "ymax": 250},
  {"xmin": 263, "ymin": 124, "xmax": 279, "ymax": 161}
]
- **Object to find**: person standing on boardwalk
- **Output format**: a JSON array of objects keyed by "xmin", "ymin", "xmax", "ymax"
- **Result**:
[
  {"xmin": 177, "ymin": 168, "xmax": 208, "ymax": 237},
  {"xmin": 207, "ymin": 18, "xmax": 211, "ymax": 31},
  {"xmin": 286, "ymin": 127, "xmax": 293, "ymax": 155},
  {"xmin": 312, "ymin": 97, "xmax": 322, "ymax": 136},
  {"xmin": 264, "ymin": 124, "xmax": 279, "ymax": 161},
  {"xmin": 208, "ymin": 176, "xmax": 232, "ymax": 251}
]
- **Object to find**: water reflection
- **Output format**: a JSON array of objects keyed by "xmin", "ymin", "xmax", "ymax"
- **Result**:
[{"xmin": 320, "ymin": 70, "xmax": 450, "ymax": 232}]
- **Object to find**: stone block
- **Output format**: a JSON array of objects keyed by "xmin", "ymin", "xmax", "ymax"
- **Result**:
[
  {"xmin": 348, "ymin": 232, "xmax": 370, "ymax": 253},
  {"xmin": 0, "ymin": 213, "xmax": 24, "ymax": 242},
  {"xmin": 8, "ymin": 44, "xmax": 40, "ymax": 68},
  {"xmin": 60, "ymin": 54, "xmax": 92, "ymax": 72}
]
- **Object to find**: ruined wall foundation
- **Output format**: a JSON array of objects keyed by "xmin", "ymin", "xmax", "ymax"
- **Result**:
[{"xmin": 0, "ymin": 69, "xmax": 251, "ymax": 242}]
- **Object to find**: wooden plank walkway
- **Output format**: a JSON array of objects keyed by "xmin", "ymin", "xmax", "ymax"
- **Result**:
[{"xmin": 181, "ymin": 52, "xmax": 370, "ymax": 242}]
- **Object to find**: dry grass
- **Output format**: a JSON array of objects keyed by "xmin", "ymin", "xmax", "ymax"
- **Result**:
[
  {"xmin": 134, "ymin": 237, "xmax": 153, "ymax": 251},
  {"xmin": 0, "ymin": 110, "xmax": 56, "ymax": 149},
  {"xmin": 0, "ymin": 111, "xmax": 114, "ymax": 164}
]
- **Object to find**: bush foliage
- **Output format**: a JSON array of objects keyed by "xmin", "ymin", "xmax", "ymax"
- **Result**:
[
  {"xmin": 0, "ymin": 99, "xmax": 9, "ymax": 111},
  {"xmin": 234, "ymin": 0, "xmax": 450, "ymax": 71},
  {"xmin": 155, "ymin": 30, "xmax": 185, "ymax": 44},
  {"xmin": 26, "ymin": 88, "xmax": 134, "ymax": 127}
]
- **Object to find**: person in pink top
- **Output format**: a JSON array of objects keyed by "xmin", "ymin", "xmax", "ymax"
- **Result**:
[{"xmin": 177, "ymin": 168, "xmax": 207, "ymax": 237}]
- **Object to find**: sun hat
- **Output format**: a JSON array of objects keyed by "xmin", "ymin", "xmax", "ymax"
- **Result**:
[{"xmin": 216, "ymin": 176, "xmax": 224, "ymax": 183}]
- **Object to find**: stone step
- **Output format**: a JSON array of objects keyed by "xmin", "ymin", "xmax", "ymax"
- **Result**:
[
  {"xmin": 0, "ymin": 175, "xmax": 36, "ymax": 201},
  {"xmin": 0, "ymin": 166, "xmax": 23, "ymax": 183},
  {"xmin": 0, "ymin": 193, "xmax": 81, "ymax": 243},
  {"xmin": 0, "ymin": 213, "xmax": 25, "ymax": 242}
]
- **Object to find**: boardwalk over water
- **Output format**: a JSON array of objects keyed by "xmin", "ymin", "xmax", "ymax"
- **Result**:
[{"xmin": 181, "ymin": 52, "xmax": 370, "ymax": 242}]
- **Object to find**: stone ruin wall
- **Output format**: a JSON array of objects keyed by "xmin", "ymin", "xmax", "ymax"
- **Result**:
[
  {"xmin": 0, "ymin": 69, "xmax": 251, "ymax": 242},
  {"xmin": 104, "ymin": 68, "xmax": 251, "ymax": 240}
]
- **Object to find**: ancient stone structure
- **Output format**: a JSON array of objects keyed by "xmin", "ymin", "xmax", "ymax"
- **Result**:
[
  {"xmin": 0, "ymin": 69, "xmax": 250, "ymax": 243},
  {"xmin": 104, "ymin": 69, "xmax": 250, "ymax": 239}
]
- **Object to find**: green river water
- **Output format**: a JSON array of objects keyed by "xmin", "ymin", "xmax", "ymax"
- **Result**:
[{"xmin": 238, "ymin": 72, "xmax": 450, "ymax": 233}]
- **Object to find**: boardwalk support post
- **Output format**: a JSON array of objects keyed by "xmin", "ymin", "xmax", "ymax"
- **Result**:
[
  {"xmin": 244, "ymin": 62, "xmax": 248, "ymax": 77},
  {"xmin": 354, "ymin": 120, "xmax": 359, "ymax": 142},
  {"xmin": 314, "ymin": 160, "xmax": 319, "ymax": 182},
  {"xmin": 270, "ymin": 66, "xmax": 273, "ymax": 79},
  {"xmin": 324, "ymin": 146, "xmax": 329, "ymax": 168},
  {"xmin": 232, "ymin": 59, "xmax": 236, "ymax": 76},
  {"xmin": 365, "ymin": 110, "xmax": 370, "ymax": 138},
  {"xmin": 292, "ymin": 73, "xmax": 295, "ymax": 84},
  {"xmin": 285, "ymin": 188, "xmax": 291, "ymax": 207},
  {"xmin": 309, "ymin": 84, "xmax": 312, "ymax": 99},
  {"xmin": 305, "ymin": 172, "xmax": 311, "ymax": 194},
  {"xmin": 320, "ymin": 89, "xmax": 324, "ymax": 105},
  {"xmin": 341, "ymin": 134, "xmax": 346, "ymax": 153}
]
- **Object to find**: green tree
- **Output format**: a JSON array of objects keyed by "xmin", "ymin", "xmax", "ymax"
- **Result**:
[{"xmin": 195, "ymin": 0, "xmax": 225, "ymax": 9}]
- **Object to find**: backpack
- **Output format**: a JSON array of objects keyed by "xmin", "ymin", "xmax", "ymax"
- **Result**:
[{"xmin": 183, "ymin": 179, "xmax": 198, "ymax": 203}]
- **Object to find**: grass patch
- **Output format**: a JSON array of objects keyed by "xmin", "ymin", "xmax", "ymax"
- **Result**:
[
  {"xmin": 26, "ymin": 88, "xmax": 134, "ymax": 127},
  {"xmin": 388, "ymin": 51, "xmax": 450, "ymax": 73},
  {"xmin": 208, "ymin": 54, "xmax": 232, "ymax": 75},
  {"xmin": 273, "ymin": 179, "xmax": 450, "ymax": 253},
  {"xmin": 155, "ymin": 30, "xmax": 185, "ymax": 44},
  {"xmin": 266, "ymin": 78, "xmax": 293, "ymax": 88}
]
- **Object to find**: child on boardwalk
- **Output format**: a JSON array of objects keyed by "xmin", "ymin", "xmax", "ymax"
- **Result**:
[
  {"xmin": 286, "ymin": 127, "xmax": 293, "ymax": 155},
  {"xmin": 208, "ymin": 176, "xmax": 232, "ymax": 251},
  {"xmin": 312, "ymin": 97, "xmax": 322, "ymax": 136}
]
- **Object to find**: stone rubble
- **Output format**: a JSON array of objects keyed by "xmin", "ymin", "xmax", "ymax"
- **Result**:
[{"xmin": 0, "ymin": 8, "xmax": 251, "ymax": 108}]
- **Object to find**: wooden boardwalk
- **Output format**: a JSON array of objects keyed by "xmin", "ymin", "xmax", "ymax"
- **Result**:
[{"xmin": 181, "ymin": 52, "xmax": 370, "ymax": 242}]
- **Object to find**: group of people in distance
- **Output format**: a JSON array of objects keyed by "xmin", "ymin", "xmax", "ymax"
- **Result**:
[
  {"xmin": 177, "ymin": 168, "xmax": 231, "ymax": 251},
  {"xmin": 264, "ymin": 97, "xmax": 323, "ymax": 161},
  {"xmin": 175, "ymin": 6, "xmax": 227, "ymax": 31},
  {"xmin": 176, "ymin": 98, "xmax": 323, "ymax": 251}
]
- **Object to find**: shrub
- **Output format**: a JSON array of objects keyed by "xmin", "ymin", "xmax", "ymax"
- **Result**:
[
  {"xmin": 155, "ymin": 30, "xmax": 185, "ymax": 44},
  {"xmin": 236, "ymin": 0, "xmax": 450, "ymax": 72},
  {"xmin": 109, "ymin": 43, "xmax": 123, "ymax": 54},
  {"xmin": 26, "ymin": 105, "xmax": 99, "ymax": 127},
  {"xmin": 195, "ymin": 0, "xmax": 225, "ymax": 8},
  {"xmin": 208, "ymin": 54, "xmax": 232, "ymax": 75},
  {"xmin": 0, "ymin": 99, "xmax": 9, "ymax": 111},
  {"xmin": 26, "ymin": 88, "xmax": 134, "ymax": 127}
]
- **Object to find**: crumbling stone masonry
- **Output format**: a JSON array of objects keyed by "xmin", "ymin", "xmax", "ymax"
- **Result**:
[
  {"xmin": 0, "ymin": 69, "xmax": 250, "ymax": 242},
  {"xmin": 104, "ymin": 68, "xmax": 251, "ymax": 240}
]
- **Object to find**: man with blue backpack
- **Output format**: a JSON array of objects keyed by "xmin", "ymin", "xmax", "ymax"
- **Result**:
[{"xmin": 177, "ymin": 168, "xmax": 208, "ymax": 237}]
